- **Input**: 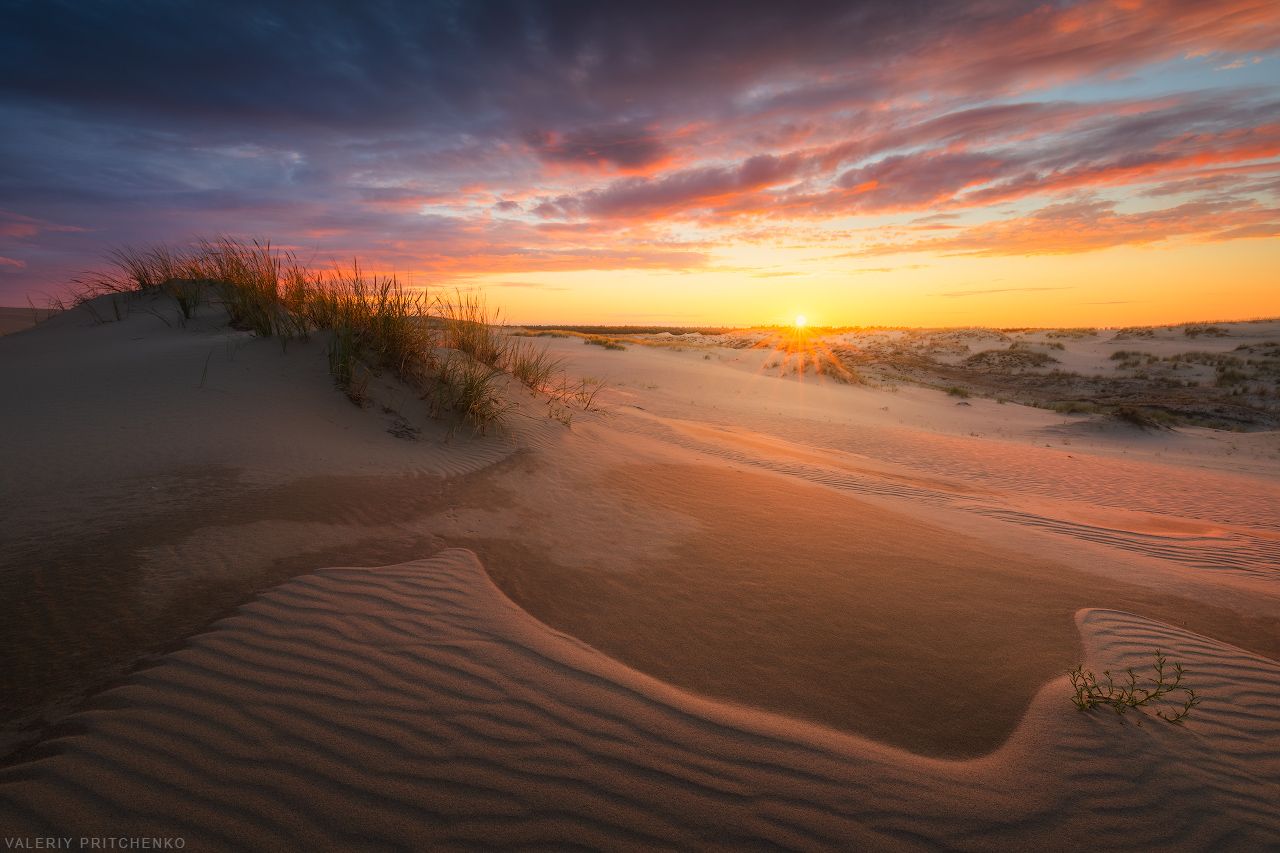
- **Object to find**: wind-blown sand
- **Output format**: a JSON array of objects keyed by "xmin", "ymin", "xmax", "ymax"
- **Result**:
[{"xmin": 2, "ymin": 295, "xmax": 1277, "ymax": 848}]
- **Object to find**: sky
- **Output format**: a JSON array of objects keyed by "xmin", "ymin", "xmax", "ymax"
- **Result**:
[{"xmin": 1, "ymin": 0, "xmax": 1277, "ymax": 327}]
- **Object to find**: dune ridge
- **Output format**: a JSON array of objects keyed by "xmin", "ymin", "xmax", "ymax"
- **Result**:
[{"xmin": 2, "ymin": 550, "xmax": 1276, "ymax": 850}]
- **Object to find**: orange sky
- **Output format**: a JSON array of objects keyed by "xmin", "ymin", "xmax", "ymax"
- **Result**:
[{"xmin": 1, "ymin": 0, "xmax": 1278, "ymax": 326}]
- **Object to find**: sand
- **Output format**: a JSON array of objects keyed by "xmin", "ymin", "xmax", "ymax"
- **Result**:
[
  {"xmin": 1, "ymin": 293, "xmax": 1277, "ymax": 848},
  {"xmin": 1, "ymin": 553, "xmax": 1276, "ymax": 848}
]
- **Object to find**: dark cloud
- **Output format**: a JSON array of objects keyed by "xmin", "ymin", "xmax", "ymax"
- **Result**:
[
  {"xmin": 525, "ymin": 123, "xmax": 670, "ymax": 171},
  {"xmin": 1, "ymin": 0, "xmax": 1277, "ymax": 302}
]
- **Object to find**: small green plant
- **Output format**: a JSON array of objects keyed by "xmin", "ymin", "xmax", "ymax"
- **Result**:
[
  {"xmin": 1069, "ymin": 650, "xmax": 1200, "ymax": 723},
  {"xmin": 945, "ymin": 386, "xmax": 970, "ymax": 398}
]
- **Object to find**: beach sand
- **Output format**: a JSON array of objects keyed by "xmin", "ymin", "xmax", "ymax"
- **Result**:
[{"xmin": 2, "ymin": 295, "xmax": 1277, "ymax": 848}]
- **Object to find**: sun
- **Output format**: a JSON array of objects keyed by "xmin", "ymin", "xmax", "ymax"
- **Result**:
[{"xmin": 794, "ymin": 314, "xmax": 807, "ymax": 328}]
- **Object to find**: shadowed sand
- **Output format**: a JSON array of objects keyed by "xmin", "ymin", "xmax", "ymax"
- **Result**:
[{"xmin": 474, "ymin": 460, "xmax": 1280, "ymax": 757}]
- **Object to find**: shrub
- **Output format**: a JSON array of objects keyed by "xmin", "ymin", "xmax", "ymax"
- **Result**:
[{"xmin": 1069, "ymin": 650, "xmax": 1200, "ymax": 723}]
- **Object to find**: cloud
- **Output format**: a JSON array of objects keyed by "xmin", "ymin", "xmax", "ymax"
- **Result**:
[
  {"xmin": 0, "ymin": 255, "xmax": 27, "ymax": 269},
  {"xmin": 535, "ymin": 152, "xmax": 808, "ymax": 220},
  {"xmin": 475, "ymin": 279, "xmax": 569, "ymax": 290},
  {"xmin": 938, "ymin": 285, "xmax": 1073, "ymax": 298},
  {"xmin": 525, "ymin": 122, "xmax": 671, "ymax": 172},
  {"xmin": 1, "ymin": 1, "xmax": 1278, "ymax": 301},
  {"xmin": 0, "ymin": 209, "xmax": 84, "ymax": 240},
  {"xmin": 854, "ymin": 196, "xmax": 1280, "ymax": 257}
]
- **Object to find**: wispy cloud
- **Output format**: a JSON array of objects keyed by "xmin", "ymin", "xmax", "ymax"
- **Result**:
[{"xmin": 937, "ymin": 286, "xmax": 1073, "ymax": 298}]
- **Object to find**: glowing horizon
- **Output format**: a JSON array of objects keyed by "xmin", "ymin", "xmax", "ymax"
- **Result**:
[{"xmin": 1, "ymin": 1, "xmax": 1277, "ymax": 327}]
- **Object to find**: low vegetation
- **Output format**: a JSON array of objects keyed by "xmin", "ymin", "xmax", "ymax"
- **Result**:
[
  {"xmin": 1184, "ymin": 324, "xmax": 1229, "ymax": 338},
  {"xmin": 584, "ymin": 335, "xmax": 627, "ymax": 350},
  {"xmin": 1069, "ymin": 650, "xmax": 1201, "ymax": 724},
  {"xmin": 70, "ymin": 237, "xmax": 600, "ymax": 432}
]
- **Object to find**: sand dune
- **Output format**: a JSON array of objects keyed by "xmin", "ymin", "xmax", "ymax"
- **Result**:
[
  {"xmin": 2, "ymin": 302, "xmax": 1278, "ymax": 847},
  {"xmin": 2, "ymin": 551, "xmax": 1276, "ymax": 849}
]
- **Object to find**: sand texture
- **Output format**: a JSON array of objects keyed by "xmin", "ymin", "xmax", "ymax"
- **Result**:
[
  {"xmin": 2, "ymin": 297, "xmax": 1278, "ymax": 848},
  {"xmin": 2, "ymin": 551, "xmax": 1277, "ymax": 850}
]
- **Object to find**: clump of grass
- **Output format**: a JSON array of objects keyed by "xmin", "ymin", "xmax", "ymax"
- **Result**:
[
  {"xmin": 167, "ymin": 279, "xmax": 204, "ymax": 322},
  {"xmin": 1215, "ymin": 367, "xmax": 1250, "ymax": 387},
  {"xmin": 308, "ymin": 262, "xmax": 435, "ymax": 386},
  {"xmin": 510, "ymin": 329, "xmax": 570, "ymax": 339},
  {"xmin": 1046, "ymin": 400, "xmax": 1098, "ymax": 414},
  {"xmin": 1111, "ymin": 406, "xmax": 1175, "ymax": 430},
  {"xmin": 326, "ymin": 327, "xmax": 372, "ymax": 405},
  {"xmin": 431, "ymin": 354, "xmax": 513, "ymax": 433},
  {"xmin": 945, "ymin": 386, "xmax": 971, "ymax": 398},
  {"xmin": 1047, "ymin": 328, "xmax": 1098, "ymax": 339},
  {"xmin": 1185, "ymin": 324, "xmax": 1229, "ymax": 338},
  {"xmin": 76, "ymin": 238, "xmax": 614, "ymax": 433},
  {"xmin": 505, "ymin": 337, "xmax": 563, "ymax": 391},
  {"xmin": 964, "ymin": 347, "xmax": 1056, "ymax": 370},
  {"xmin": 1069, "ymin": 650, "xmax": 1200, "ymax": 723},
  {"xmin": 440, "ymin": 290, "xmax": 508, "ymax": 366},
  {"xmin": 584, "ymin": 335, "xmax": 626, "ymax": 350}
]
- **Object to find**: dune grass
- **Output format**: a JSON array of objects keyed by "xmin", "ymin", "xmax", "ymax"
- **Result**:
[{"xmin": 75, "ymin": 237, "xmax": 590, "ymax": 432}]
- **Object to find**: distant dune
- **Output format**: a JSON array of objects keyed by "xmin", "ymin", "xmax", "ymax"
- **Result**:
[{"xmin": 0, "ymin": 306, "xmax": 58, "ymax": 336}]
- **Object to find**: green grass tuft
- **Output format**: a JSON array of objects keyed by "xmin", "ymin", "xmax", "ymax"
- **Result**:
[{"xmin": 1069, "ymin": 650, "xmax": 1200, "ymax": 723}]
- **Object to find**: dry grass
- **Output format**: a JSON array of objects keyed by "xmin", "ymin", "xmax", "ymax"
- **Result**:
[{"xmin": 74, "ymin": 238, "xmax": 587, "ymax": 432}]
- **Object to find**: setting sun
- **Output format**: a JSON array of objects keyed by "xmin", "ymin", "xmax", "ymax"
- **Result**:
[{"xmin": 795, "ymin": 315, "xmax": 806, "ymax": 329}]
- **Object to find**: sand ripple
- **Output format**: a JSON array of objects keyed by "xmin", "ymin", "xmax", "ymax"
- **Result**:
[
  {"xmin": 2, "ymin": 551, "xmax": 1276, "ymax": 850},
  {"xmin": 615, "ymin": 413, "xmax": 1280, "ymax": 580}
]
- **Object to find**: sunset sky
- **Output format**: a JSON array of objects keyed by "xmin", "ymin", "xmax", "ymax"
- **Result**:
[{"xmin": 1, "ymin": 0, "xmax": 1277, "ymax": 326}]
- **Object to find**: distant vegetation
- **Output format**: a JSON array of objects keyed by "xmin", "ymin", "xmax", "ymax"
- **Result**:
[
  {"xmin": 583, "ymin": 335, "xmax": 626, "ymax": 350},
  {"xmin": 68, "ymin": 238, "xmax": 602, "ymax": 432}
]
